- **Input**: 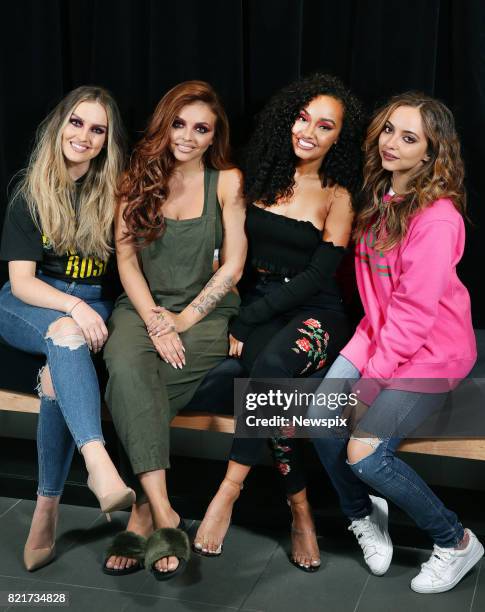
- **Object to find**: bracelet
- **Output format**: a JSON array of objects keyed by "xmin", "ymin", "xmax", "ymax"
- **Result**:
[{"xmin": 68, "ymin": 299, "xmax": 83, "ymax": 316}]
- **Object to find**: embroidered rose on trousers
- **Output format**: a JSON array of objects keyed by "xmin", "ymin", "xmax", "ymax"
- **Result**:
[
  {"xmin": 292, "ymin": 318, "xmax": 329, "ymax": 375},
  {"xmin": 303, "ymin": 318, "xmax": 321, "ymax": 328},
  {"xmin": 277, "ymin": 462, "xmax": 291, "ymax": 476},
  {"xmin": 296, "ymin": 338, "xmax": 311, "ymax": 352}
]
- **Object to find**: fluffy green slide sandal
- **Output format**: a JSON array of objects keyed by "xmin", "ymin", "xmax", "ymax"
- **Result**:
[
  {"xmin": 102, "ymin": 531, "xmax": 147, "ymax": 576},
  {"xmin": 145, "ymin": 524, "xmax": 190, "ymax": 581}
]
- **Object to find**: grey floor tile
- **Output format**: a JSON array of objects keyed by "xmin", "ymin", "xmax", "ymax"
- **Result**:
[
  {"xmin": 1, "ymin": 493, "xmax": 481, "ymax": 612},
  {"xmin": 3, "ymin": 582, "xmax": 141, "ymax": 612},
  {"xmin": 471, "ymin": 558, "xmax": 484, "ymax": 611},
  {"xmin": 356, "ymin": 546, "xmax": 479, "ymax": 612},
  {"xmin": 241, "ymin": 533, "xmax": 369, "ymax": 612},
  {"xmin": 124, "ymin": 591, "xmax": 248, "ymax": 612},
  {"xmin": 0, "ymin": 574, "xmax": 43, "ymax": 612},
  {"xmin": 140, "ymin": 521, "xmax": 279, "ymax": 609},
  {"xmin": 0, "ymin": 498, "xmax": 20, "ymax": 518},
  {"xmin": 0, "ymin": 499, "xmax": 102, "ymax": 579},
  {"xmin": 33, "ymin": 512, "xmax": 147, "ymax": 592}
]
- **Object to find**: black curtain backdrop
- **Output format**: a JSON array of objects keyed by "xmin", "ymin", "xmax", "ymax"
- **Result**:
[{"xmin": 1, "ymin": 0, "xmax": 484, "ymax": 325}]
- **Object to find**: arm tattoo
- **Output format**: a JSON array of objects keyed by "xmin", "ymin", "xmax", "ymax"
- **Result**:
[{"xmin": 190, "ymin": 269, "xmax": 234, "ymax": 316}]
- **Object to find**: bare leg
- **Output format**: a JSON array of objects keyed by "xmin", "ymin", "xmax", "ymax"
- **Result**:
[
  {"xmin": 25, "ymin": 495, "xmax": 59, "ymax": 550},
  {"xmin": 104, "ymin": 501, "xmax": 153, "ymax": 571},
  {"xmin": 81, "ymin": 441, "xmax": 131, "ymax": 500},
  {"xmin": 193, "ymin": 460, "xmax": 247, "ymax": 554},
  {"xmin": 288, "ymin": 488, "xmax": 321, "ymax": 569},
  {"xmin": 139, "ymin": 469, "xmax": 181, "ymax": 573}
]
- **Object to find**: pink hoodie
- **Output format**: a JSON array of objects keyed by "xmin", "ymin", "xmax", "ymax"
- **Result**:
[{"xmin": 341, "ymin": 197, "xmax": 477, "ymax": 405}]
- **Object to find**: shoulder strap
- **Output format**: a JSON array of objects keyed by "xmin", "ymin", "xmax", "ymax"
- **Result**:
[{"xmin": 203, "ymin": 167, "xmax": 219, "ymax": 217}]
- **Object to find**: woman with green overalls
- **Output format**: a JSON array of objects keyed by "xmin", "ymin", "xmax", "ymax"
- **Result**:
[{"xmin": 102, "ymin": 81, "xmax": 246, "ymax": 580}]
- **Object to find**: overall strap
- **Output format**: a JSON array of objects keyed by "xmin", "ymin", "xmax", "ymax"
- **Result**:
[{"xmin": 203, "ymin": 167, "xmax": 219, "ymax": 218}]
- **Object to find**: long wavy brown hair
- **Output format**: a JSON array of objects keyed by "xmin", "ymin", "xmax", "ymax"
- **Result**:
[
  {"xmin": 119, "ymin": 80, "xmax": 232, "ymax": 247},
  {"xmin": 354, "ymin": 92, "xmax": 466, "ymax": 251}
]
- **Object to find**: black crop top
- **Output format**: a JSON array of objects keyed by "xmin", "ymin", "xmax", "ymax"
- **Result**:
[
  {"xmin": 246, "ymin": 204, "xmax": 322, "ymax": 276},
  {"xmin": 229, "ymin": 204, "xmax": 346, "ymax": 341}
]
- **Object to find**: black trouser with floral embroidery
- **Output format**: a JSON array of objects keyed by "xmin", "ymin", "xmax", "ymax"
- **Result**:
[{"xmin": 230, "ymin": 282, "xmax": 351, "ymax": 495}]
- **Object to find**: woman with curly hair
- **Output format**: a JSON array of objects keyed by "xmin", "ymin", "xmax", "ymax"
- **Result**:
[
  {"xmin": 310, "ymin": 92, "xmax": 483, "ymax": 591},
  {"xmin": 0, "ymin": 86, "xmax": 135, "ymax": 571},
  {"xmin": 102, "ymin": 81, "xmax": 246, "ymax": 580},
  {"xmin": 193, "ymin": 74, "xmax": 366, "ymax": 571}
]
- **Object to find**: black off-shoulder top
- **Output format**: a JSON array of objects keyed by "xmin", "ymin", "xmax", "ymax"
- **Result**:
[
  {"xmin": 246, "ymin": 204, "xmax": 322, "ymax": 276},
  {"xmin": 229, "ymin": 204, "xmax": 346, "ymax": 342}
]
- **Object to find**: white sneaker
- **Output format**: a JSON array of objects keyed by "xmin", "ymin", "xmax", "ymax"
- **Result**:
[
  {"xmin": 348, "ymin": 495, "xmax": 393, "ymax": 576},
  {"xmin": 411, "ymin": 529, "xmax": 484, "ymax": 594}
]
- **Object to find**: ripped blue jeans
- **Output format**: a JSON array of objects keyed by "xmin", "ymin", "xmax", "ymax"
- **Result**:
[
  {"xmin": 0, "ymin": 275, "xmax": 112, "ymax": 496},
  {"xmin": 311, "ymin": 355, "xmax": 464, "ymax": 548}
]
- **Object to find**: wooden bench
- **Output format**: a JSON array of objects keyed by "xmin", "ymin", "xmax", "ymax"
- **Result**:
[{"xmin": 2, "ymin": 387, "xmax": 485, "ymax": 461}]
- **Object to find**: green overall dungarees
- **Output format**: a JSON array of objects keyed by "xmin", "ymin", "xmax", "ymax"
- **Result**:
[{"xmin": 104, "ymin": 168, "xmax": 240, "ymax": 473}]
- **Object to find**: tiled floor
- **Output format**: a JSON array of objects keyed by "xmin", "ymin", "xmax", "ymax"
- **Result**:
[{"xmin": 0, "ymin": 495, "xmax": 483, "ymax": 612}]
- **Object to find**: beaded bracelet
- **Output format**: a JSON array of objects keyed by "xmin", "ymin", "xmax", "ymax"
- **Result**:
[{"xmin": 68, "ymin": 299, "xmax": 83, "ymax": 316}]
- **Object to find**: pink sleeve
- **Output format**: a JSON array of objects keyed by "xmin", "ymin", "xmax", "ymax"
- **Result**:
[
  {"xmin": 341, "ymin": 315, "xmax": 372, "ymax": 368},
  {"xmin": 355, "ymin": 219, "xmax": 460, "ymax": 405}
]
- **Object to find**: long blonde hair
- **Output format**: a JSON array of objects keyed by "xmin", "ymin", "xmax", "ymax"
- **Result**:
[
  {"xmin": 354, "ymin": 92, "xmax": 466, "ymax": 251},
  {"xmin": 14, "ymin": 86, "xmax": 126, "ymax": 260}
]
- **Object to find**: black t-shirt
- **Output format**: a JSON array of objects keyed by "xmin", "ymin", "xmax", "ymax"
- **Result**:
[{"xmin": 0, "ymin": 192, "xmax": 111, "ymax": 285}]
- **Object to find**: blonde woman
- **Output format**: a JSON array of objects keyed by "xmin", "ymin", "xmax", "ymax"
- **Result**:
[{"xmin": 0, "ymin": 86, "xmax": 135, "ymax": 572}]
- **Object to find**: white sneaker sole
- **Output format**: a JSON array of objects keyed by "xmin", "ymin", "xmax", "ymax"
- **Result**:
[
  {"xmin": 368, "ymin": 495, "xmax": 393, "ymax": 576},
  {"xmin": 411, "ymin": 539, "xmax": 484, "ymax": 594}
]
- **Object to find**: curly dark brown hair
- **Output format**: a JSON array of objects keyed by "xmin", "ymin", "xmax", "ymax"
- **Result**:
[{"xmin": 241, "ymin": 73, "xmax": 366, "ymax": 207}]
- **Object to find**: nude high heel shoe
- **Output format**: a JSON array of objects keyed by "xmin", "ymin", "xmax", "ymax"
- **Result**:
[
  {"xmin": 23, "ymin": 542, "xmax": 56, "ymax": 572},
  {"xmin": 87, "ymin": 475, "xmax": 136, "ymax": 520},
  {"xmin": 23, "ymin": 514, "xmax": 57, "ymax": 572}
]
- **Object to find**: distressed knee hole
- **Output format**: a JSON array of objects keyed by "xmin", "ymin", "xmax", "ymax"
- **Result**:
[
  {"xmin": 347, "ymin": 437, "xmax": 382, "ymax": 468},
  {"xmin": 36, "ymin": 366, "xmax": 56, "ymax": 400},
  {"xmin": 45, "ymin": 317, "xmax": 85, "ymax": 350}
]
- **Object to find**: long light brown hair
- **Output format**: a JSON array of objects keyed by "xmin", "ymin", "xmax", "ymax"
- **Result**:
[
  {"xmin": 13, "ymin": 86, "xmax": 126, "ymax": 260},
  {"xmin": 119, "ymin": 80, "xmax": 233, "ymax": 248},
  {"xmin": 354, "ymin": 92, "xmax": 466, "ymax": 251}
]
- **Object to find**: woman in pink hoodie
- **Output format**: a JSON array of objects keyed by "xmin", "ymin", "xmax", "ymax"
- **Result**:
[{"xmin": 311, "ymin": 92, "xmax": 483, "ymax": 593}]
